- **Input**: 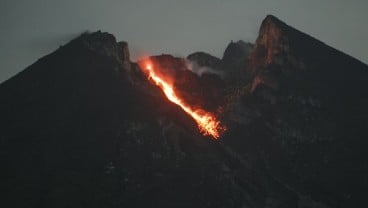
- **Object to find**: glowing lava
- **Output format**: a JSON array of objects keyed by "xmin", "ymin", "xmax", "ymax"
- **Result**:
[{"xmin": 141, "ymin": 61, "xmax": 226, "ymax": 139}]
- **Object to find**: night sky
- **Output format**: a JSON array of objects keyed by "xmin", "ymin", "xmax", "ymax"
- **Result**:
[{"xmin": 1, "ymin": 0, "xmax": 367, "ymax": 83}]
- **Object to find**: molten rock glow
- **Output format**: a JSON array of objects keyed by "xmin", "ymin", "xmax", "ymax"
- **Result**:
[{"xmin": 141, "ymin": 61, "xmax": 226, "ymax": 139}]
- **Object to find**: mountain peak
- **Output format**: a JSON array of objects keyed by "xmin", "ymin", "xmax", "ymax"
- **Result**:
[
  {"xmin": 257, "ymin": 15, "xmax": 289, "ymax": 42},
  {"xmin": 73, "ymin": 31, "xmax": 131, "ymax": 67},
  {"xmin": 261, "ymin": 15, "xmax": 285, "ymax": 28},
  {"xmin": 222, "ymin": 40, "xmax": 253, "ymax": 63},
  {"xmin": 250, "ymin": 15, "xmax": 367, "ymax": 76},
  {"xmin": 247, "ymin": 15, "xmax": 293, "ymax": 74}
]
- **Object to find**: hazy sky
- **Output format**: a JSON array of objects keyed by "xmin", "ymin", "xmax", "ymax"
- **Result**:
[{"xmin": 1, "ymin": 0, "xmax": 367, "ymax": 83}]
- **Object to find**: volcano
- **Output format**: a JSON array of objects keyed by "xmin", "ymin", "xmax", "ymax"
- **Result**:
[{"xmin": 1, "ymin": 15, "xmax": 368, "ymax": 208}]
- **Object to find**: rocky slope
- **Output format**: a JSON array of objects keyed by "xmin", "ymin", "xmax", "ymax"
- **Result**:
[
  {"xmin": 225, "ymin": 15, "xmax": 368, "ymax": 207},
  {"xmin": 0, "ymin": 30, "xmax": 291, "ymax": 208},
  {"xmin": 1, "ymin": 15, "xmax": 368, "ymax": 208}
]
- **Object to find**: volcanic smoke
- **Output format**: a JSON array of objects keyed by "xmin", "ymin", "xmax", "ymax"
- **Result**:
[{"xmin": 140, "ymin": 59, "xmax": 226, "ymax": 139}]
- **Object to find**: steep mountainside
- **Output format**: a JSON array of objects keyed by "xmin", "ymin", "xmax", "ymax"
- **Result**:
[
  {"xmin": 225, "ymin": 15, "xmax": 368, "ymax": 207},
  {"xmin": 0, "ymin": 31, "xmax": 296, "ymax": 208}
]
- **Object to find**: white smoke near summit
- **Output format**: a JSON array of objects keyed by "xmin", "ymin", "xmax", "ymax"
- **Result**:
[{"xmin": 185, "ymin": 59, "xmax": 224, "ymax": 78}]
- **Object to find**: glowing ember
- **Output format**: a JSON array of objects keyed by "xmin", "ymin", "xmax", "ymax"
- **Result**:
[{"xmin": 141, "ymin": 61, "xmax": 226, "ymax": 139}]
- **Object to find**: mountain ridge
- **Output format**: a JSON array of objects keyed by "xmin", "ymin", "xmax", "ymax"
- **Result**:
[{"xmin": 251, "ymin": 14, "xmax": 368, "ymax": 72}]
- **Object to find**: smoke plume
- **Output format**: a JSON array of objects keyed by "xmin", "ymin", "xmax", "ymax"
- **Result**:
[{"xmin": 185, "ymin": 60, "xmax": 224, "ymax": 78}]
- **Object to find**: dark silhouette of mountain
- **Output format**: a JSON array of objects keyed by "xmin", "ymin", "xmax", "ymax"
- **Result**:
[
  {"xmin": 0, "ymin": 31, "xmax": 281, "ymax": 208},
  {"xmin": 1, "ymin": 16, "xmax": 368, "ymax": 208},
  {"xmin": 224, "ymin": 15, "xmax": 368, "ymax": 208},
  {"xmin": 223, "ymin": 40, "xmax": 253, "ymax": 65}
]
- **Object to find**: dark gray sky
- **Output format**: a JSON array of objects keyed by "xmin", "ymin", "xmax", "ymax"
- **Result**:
[{"xmin": 1, "ymin": 0, "xmax": 367, "ymax": 83}]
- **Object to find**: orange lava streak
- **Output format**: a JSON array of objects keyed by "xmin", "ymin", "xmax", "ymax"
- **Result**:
[{"xmin": 143, "ymin": 62, "xmax": 226, "ymax": 139}]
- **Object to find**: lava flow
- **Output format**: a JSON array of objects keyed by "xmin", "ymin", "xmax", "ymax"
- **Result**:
[{"xmin": 140, "ymin": 60, "xmax": 226, "ymax": 139}]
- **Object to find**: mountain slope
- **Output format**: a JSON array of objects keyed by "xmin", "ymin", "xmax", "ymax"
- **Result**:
[
  {"xmin": 0, "ymin": 31, "xmax": 297, "ymax": 208},
  {"xmin": 224, "ymin": 15, "xmax": 368, "ymax": 207}
]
